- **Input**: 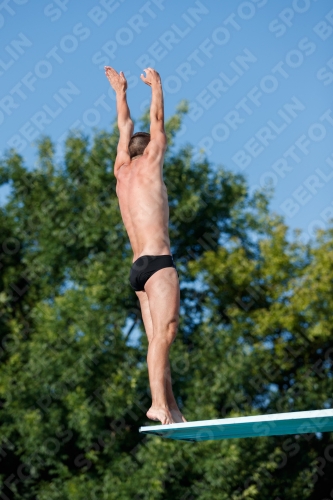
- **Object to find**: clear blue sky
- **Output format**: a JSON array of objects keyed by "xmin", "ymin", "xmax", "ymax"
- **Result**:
[{"xmin": 1, "ymin": 0, "xmax": 332, "ymax": 241}]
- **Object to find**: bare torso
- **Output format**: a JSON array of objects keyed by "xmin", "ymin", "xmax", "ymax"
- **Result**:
[{"xmin": 115, "ymin": 153, "xmax": 171, "ymax": 262}]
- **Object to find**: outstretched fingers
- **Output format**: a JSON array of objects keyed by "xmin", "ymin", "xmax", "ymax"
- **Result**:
[
  {"xmin": 104, "ymin": 66, "xmax": 127, "ymax": 92},
  {"xmin": 104, "ymin": 65, "xmax": 118, "ymax": 76},
  {"xmin": 105, "ymin": 66, "xmax": 117, "ymax": 82},
  {"xmin": 140, "ymin": 67, "xmax": 160, "ymax": 86},
  {"xmin": 140, "ymin": 68, "xmax": 150, "ymax": 85}
]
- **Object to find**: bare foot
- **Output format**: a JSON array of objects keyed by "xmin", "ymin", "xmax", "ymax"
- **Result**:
[
  {"xmin": 170, "ymin": 408, "xmax": 187, "ymax": 423},
  {"xmin": 146, "ymin": 406, "xmax": 175, "ymax": 425}
]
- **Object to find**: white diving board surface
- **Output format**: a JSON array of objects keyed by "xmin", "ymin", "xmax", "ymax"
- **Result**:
[{"xmin": 139, "ymin": 409, "xmax": 333, "ymax": 442}]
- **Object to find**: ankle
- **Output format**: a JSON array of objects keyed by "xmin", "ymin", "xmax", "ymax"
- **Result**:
[{"xmin": 151, "ymin": 403, "xmax": 169, "ymax": 410}]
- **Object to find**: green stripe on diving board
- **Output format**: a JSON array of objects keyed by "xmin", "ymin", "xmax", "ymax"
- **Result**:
[{"xmin": 139, "ymin": 409, "xmax": 333, "ymax": 441}]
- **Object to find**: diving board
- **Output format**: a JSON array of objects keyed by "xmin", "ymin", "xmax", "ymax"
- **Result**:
[{"xmin": 139, "ymin": 409, "xmax": 333, "ymax": 442}]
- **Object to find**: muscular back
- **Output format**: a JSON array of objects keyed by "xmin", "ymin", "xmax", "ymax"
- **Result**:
[
  {"xmin": 105, "ymin": 66, "xmax": 169, "ymax": 260},
  {"xmin": 115, "ymin": 151, "xmax": 171, "ymax": 261}
]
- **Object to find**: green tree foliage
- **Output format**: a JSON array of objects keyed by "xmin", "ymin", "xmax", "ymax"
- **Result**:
[{"xmin": 0, "ymin": 106, "xmax": 333, "ymax": 499}]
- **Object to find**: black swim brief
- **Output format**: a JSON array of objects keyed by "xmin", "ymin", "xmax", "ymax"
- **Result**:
[{"xmin": 129, "ymin": 254, "xmax": 178, "ymax": 292}]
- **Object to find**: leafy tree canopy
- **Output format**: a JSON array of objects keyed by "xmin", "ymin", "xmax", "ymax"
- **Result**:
[{"xmin": 0, "ymin": 104, "xmax": 332, "ymax": 499}]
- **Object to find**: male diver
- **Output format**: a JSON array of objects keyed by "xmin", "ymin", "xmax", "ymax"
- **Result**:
[{"xmin": 105, "ymin": 66, "xmax": 186, "ymax": 425}]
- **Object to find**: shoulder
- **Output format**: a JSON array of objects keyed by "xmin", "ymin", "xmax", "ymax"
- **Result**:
[
  {"xmin": 114, "ymin": 151, "xmax": 131, "ymax": 176},
  {"xmin": 150, "ymin": 129, "xmax": 167, "ymax": 146},
  {"xmin": 146, "ymin": 133, "xmax": 167, "ymax": 159}
]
